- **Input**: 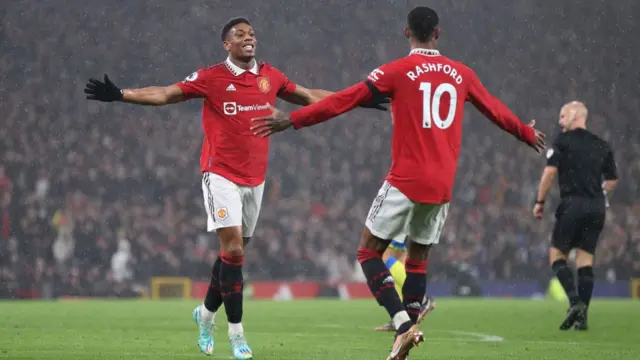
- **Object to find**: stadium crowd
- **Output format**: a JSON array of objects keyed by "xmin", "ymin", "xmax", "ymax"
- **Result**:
[{"xmin": 1, "ymin": 0, "xmax": 639, "ymax": 298}]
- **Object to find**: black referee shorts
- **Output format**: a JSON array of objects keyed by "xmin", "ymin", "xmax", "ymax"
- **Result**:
[{"xmin": 552, "ymin": 197, "xmax": 605, "ymax": 255}]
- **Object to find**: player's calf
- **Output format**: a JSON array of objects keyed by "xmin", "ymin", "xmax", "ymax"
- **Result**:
[
  {"xmin": 220, "ymin": 250, "xmax": 244, "ymax": 327},
  {"xmin": 217, "ymin": 226, "xmax": 251, "ymax": 357},
  {"xmin": 357, "ymin": 229, "xmax": 413, "ymax": 338},
  {"xmin": 403, "ymin": 260, "xmax": 427, "ymax": 324},
  {"xmin": 403, "ymin": 241, "xmax": 430, "ymax": 324},
  {"xmin": 202, "ymin": 256, "xmax": 223, "ymax": 324}
]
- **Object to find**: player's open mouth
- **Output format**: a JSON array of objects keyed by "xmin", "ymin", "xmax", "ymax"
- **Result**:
[{"xmin": 243, "ymin": 45, "xmax": 254, "ymax": 50}]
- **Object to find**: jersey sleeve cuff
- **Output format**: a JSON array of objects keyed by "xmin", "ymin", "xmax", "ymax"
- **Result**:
[
  {"xmin": 284, "ymin": 81, "xmax": 297, "ymax": 95},
  {"xmin": 290, "ymin": 110, "xmax": 305, "ymax": 129},
  {"xmin": 175, "ymin": 82, "xmax": 193, "ymax": 99}
]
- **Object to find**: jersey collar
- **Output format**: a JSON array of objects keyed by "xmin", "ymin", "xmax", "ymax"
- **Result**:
[
  {"xmin": 225, "ymin": 57, "xmax": 259, "ymax": 76},
  {"xmin": 409, "ymin": 48, "xmax": 441, "ymax": 57}
]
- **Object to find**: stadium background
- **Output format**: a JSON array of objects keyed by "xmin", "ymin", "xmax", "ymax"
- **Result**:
[{"xmin": 1, "ymin": 0, "xmax": 639, "ymax": 301}]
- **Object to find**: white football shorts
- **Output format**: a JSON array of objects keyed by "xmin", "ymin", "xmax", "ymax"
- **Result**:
[
  {"xmin": 365, "ymin": 181, "xmax": 449, "ymax": 246},
  {"xmin": 201, "ymin": 172, "xmax": 264, "ymax": 237}
]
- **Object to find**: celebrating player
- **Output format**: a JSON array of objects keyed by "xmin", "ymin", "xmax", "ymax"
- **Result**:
[
  {"xmin": 84, "ymin": 17, "xmax": 387, "ymax": 359},
  {"xmin": 533, "ymin": 101, "xmax": 618, "ymax": 330},
  {"xmin": 251, "ymin": 7, "xmax": 545, "ymax": 359}
]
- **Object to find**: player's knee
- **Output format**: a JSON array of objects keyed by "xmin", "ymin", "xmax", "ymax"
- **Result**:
[
  {"xmin": 575, "ymin": 249, "xmax": 594, "ymax": 268},
  {"xmin": 224, "ymin": 243, "xmax": 244, "ymax": 257},
  {"xmin": 359, "ymin": 228, "xmax": 389, "ymax": 255},
  {"xmin": 407, "ymin": 241, "xmax": 430, "ymax": 262},
  {"xmin": 217, "ymin": 227, "xmax": 244, "ymax": 257}
]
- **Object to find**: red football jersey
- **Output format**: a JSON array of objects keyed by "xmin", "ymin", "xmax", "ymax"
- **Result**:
[
  {"xmin": 290, "ymin": 48, "xmax": 535, "ymax": 204},
  {"xmin": 176, "ymin": 58, "xmax": 297, "ymax": 186}
]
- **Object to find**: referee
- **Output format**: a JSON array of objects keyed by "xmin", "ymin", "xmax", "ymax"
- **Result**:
[{"xmin": 532, "ymin": 101, "xmax": 618, "ymax": 331}]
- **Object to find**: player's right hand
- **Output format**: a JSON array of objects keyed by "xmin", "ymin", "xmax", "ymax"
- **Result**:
[
  {"xmin": 251, "ymin": 105, "xmax": 293, "ymax": 137},
  {"xmin": 84, "ymin": 74, "xmax": 123, "ymax": 102},
  {"xmin": 527, "ymin": 120, "xmax": 546, "ymax": 153}
]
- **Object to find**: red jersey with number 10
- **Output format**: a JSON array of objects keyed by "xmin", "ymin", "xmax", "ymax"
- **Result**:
[
  {"xmin": 290, "ymin": 49, "xmax": 535, "ymax": 204},
  {"xmin": 176, "ymin": 58, "xmax": 297, "ymax": 186}
]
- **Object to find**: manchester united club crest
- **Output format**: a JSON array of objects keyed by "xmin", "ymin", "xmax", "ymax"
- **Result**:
[
  {"xmin": 257, "ymin": 77, "xmax": 271, "ymax": 93},
  {"xmin": 216, "ymin": 207, "xmax": 228, "ymax": 220}
]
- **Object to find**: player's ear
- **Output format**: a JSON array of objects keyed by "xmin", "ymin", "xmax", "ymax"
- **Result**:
[
  {"xmin": 222, "ymin": 40, "xmax": 232, "ymax": 52},
  {"xmin": 404, "ymin": 27, "xmax": 410, "ymax": 39},
  {"xmin": 433, "ymin": 27, "xmax": 441, "ymax": 40}
]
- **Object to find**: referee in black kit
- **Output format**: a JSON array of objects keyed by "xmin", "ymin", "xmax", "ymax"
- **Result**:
[{"xmin": 532, "ymin": 101, "xmax": 619, "ymax": 331}]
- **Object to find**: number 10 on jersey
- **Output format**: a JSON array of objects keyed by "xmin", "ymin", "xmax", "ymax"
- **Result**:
[{"xmin": 420, "ymin": 82, "xmax": 457, "ymax": 129}]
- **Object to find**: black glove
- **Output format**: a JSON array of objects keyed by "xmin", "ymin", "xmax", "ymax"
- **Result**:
[
  {"xmin": 84, "ymin": 74, "xmax": 123, "ymax": 102},
  {"xmin": 360, "ymin": 96, "xmax": 390, "ymax": 111}
]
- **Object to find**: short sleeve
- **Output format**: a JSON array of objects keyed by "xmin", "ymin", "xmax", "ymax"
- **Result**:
[
  {"xmin": 546, "ymin": 135, "xmax": 562, "ymax": 166},
  {"xmin": 365, "ymin": 63, "xmax": 396, "ymax": 95},
  {"xmin": 175, "ymin": 69, "xmax": 210, "ymax": 99},
  {"xmin": 270, "ymin": 67, "xmax": 297, "ymax": 96},
  {"xmin": 602, "ymin": 147, "xmax": 618, "ymax": 180}
]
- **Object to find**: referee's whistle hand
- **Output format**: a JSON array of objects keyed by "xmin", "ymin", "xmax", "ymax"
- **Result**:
[{"xmin": 528, "ymin": 120, "xmax": 546, "ymax": 153}]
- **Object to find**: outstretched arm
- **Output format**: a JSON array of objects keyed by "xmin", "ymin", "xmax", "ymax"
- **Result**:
[
  {"xmin": 290, "ymin": 81, "xmax": 375, "ymax": 128},
  {"xmin": 85, "ymin": 74, "xmax": 188, "ymax": 106},
  {"xmin": 278, "ymin": 85, "xmax": 333, "ymax": 106},
  {"xmin": 279, "ymin": 84, "xmax": 389, "ymax": 110},
  {"xmin": 250, "ymin": 82, "xmax": 375, "ymax": 137},
  {"xmin": 467, "ymin": 71, "xmax": 545, "ymax": 152},
  {"xmin": 121, "ymin": 85, "xmax": 186, "ymax": 106}
]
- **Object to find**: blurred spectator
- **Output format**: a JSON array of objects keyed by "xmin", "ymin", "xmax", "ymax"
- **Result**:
[
  {"xmin": 52, "ymin": 225, "xmax": 74, "ymax": 266},
  {"xmin": 111, "ymin": 232, "xmax": 134, "ymax": 283}
]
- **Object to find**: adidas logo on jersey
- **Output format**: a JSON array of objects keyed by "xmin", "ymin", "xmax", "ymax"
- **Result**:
[{"xmin": 226, "ymin": 84, "xmax": 236, "ymax": 92}]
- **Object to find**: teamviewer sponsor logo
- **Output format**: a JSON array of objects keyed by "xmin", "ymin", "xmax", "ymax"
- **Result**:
[
  {"xmin": 223, "ymin": 102, "xmax": 237, "ymax": 115},
  {"xmin": 223, "ymin": 102, "xmax": 269, "ymax": 116}
]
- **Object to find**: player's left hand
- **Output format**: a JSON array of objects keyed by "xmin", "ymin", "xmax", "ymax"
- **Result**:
[
  {"xmin": 532, "ymin": 203, "xmax": 544, "ymax": 219},
  {"xmin": 84, "ymin": 74, "xmax": 123, "ymax": 102},
  {"xmin": 251, "ymin": 105, "xmax": 293, "ymax": 137},
  {"xmin": 360, "ymin": 96, "xmax": 390, "ymax": 111},
  {"xmin": 527, "ymin": 120, "xmax": 546, "ymax": 153}
]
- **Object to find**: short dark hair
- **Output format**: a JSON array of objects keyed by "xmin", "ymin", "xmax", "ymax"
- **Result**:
[
  {"xmin": 407, "ymin": 7, "xmax": 439, "ymax": 43},
  {"xmin": 221, "ymin": 17, "xmax": 252, "ymax": 42}
]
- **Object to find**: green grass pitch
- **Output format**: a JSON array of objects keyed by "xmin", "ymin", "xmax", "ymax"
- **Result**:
[{"xmin": 1, "ymin": 299, "xmax": 639, "ymax": 359}]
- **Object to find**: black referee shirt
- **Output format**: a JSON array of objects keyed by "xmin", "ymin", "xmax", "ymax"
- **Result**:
[{"xmin": 546, "ymin": 128, "xmax": 618, "ymax": 199}]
